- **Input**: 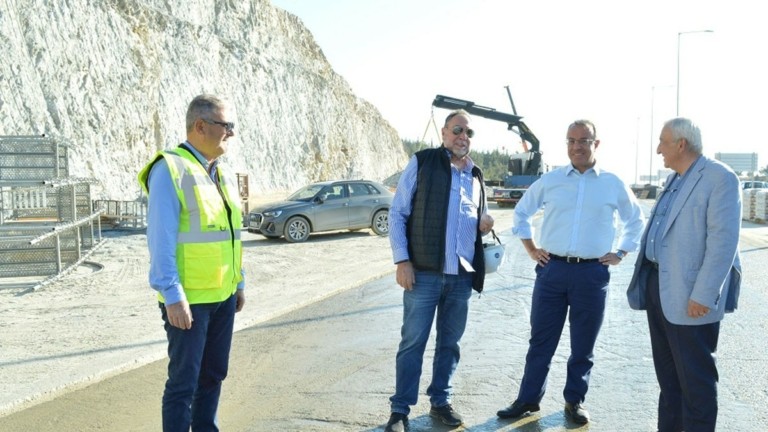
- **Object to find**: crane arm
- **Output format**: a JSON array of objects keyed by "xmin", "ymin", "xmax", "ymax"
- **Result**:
[{"xmin": 431, "ymin": 94, "xmax": 540, "ymax": 153}]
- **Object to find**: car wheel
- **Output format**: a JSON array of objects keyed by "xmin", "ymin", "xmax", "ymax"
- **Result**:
[
  {"xmin": 371, "ymin": 209, "xmax": 389, "ymax": 236},
  {"xmin": 284, "ymin": 216, "xmax": 310, "ymax": 243}
]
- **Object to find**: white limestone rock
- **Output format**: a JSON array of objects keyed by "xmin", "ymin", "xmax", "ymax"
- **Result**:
[{"xmin": 0, "ymin": 0, "xmax": 408, "ymax": 199}]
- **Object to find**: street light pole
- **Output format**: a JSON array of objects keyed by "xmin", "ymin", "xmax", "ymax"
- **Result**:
[
  {"xmin": 650, "ymin": 85, "xmax": 673, "ymax": 185},
  {"xmin": 635, "ymin": 116, "xmax": 640, "ymax": 186},
  {"xmin": 650, "ymin": 88, "xmax": 655, "ymax": 184},
  {"xmin": 676, "ymin": 29, "xmax": 713, "ymax": 116}
]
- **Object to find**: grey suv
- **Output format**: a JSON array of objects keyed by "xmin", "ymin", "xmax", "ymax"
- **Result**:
[{"xmin": 247, "ymin": 180, "xmax": 393, "ymax": 242}]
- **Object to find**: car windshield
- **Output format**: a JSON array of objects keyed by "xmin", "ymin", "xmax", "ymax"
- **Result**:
[{"xmin": 286, "ymin": 184, "xmax": 325, "ymax": 201}]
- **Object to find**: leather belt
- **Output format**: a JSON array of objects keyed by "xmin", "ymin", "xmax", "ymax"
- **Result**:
[{"xmin": 550, "ymin": 254, "xmax": 599, "ymax": 264}]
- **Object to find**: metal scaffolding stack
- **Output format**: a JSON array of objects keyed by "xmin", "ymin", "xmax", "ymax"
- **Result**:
[{"xmin": 0, "ymin": 135, "xmax": 105, "ymax": 290}]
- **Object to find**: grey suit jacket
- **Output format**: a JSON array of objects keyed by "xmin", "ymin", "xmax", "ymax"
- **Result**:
[{"xmin": 626, "ymin": 156, "xmax": 742, "ymax": 325}]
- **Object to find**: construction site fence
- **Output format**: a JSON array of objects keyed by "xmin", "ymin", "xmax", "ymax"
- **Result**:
[{"xmin": 93, "ymin": 199, "xmax": 147, "ymax": 230}]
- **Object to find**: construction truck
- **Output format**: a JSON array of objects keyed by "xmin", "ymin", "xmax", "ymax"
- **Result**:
[{"xmin": 432, "ymin": 89, "xmax": 544, "ymax": 207}]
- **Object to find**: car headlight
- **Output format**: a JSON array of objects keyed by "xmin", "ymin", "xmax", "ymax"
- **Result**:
[{"xmin": 262, "ymin": 210, "xmax": 282, "ymax": 218}]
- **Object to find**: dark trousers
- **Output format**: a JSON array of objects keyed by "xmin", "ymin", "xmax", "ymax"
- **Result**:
[
  {"xmin": 517, "ymin": 260, "xmax": 609, "ymax": 404},
  {"xmin": 646, "ymin": 267, "xmax": 720, "ymax": 432},
  {"xmin": 160, "ymin": 294, "xmax": 237, "ymax": 432}
]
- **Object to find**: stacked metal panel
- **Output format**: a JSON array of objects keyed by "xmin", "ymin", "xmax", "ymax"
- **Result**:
[
  {"xmin": 0, "ymin": 135, "xmax": 104, "ymax": 288},
  {"xmin": 0, "ymin": 135, "xmax": 68, "ymax": 182}
]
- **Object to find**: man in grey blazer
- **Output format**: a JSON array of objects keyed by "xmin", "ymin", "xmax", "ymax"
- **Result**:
[{"xmin": 627, "ymin": 117, "xmax": 742, "ymax": 432}]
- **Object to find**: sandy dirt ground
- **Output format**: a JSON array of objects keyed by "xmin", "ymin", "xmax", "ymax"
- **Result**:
[{"xmin": 0, "ymin": 196, "xmax": 515, "ymax": 419}]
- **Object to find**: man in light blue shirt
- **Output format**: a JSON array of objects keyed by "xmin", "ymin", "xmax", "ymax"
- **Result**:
[
  {"xmin": 627, "ymin": 117, "xmax": 741, "ymax": 431},
  {"xmin": 384, "ymin": 110, "xmax": 494, "ymax": 432},
  {"xmin": 497, "ymin": 120, "xmax": 644, "ymax": 425},
  {"xmin": 140, "ymin": 94, "xmax": 245, "ymax": 432}
]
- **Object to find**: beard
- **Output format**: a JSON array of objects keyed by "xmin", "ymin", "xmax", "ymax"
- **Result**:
[{"xmin": 448, "ymin": 142, "xmax": 469, "ymax": 159}]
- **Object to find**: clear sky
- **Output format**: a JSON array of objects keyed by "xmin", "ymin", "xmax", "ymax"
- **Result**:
[{"xmin": 271, "ymin": 0, "xmax": 767, "ymax": 184}]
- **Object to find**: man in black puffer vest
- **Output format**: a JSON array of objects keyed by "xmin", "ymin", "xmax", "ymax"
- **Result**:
[{"xmin": 383, "ymin": 109, "xmax": 494, "ymax": 432}]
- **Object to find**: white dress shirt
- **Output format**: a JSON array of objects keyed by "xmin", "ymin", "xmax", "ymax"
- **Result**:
[{"xmin": 513, "ymin": 164, "xmax": 644, "ymax": 258}]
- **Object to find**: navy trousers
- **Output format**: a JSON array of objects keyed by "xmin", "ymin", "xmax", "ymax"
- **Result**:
[
  {"xmin": 160, "ymin": 294, "xmax": 237, "ymax": 432},
  {"xmin": 646, "ymin": 267, "xmax": 720, "ymax": 432},
  {"xmin": 516, "ymin": 260, "xmax": 610, "ymax": 404}
]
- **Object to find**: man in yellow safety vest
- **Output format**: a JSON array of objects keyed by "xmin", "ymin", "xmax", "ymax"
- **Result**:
[{"xmin": 138, "ymin": 94, "xmax": 245, "ymax": 432}]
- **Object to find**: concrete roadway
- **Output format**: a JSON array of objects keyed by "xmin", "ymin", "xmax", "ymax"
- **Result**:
[{"xmin": 1, "ymin": 208, "xmax": 766, "ymax": 431}]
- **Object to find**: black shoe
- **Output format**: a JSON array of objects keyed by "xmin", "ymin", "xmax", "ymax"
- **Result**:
[
  {"xmin": 564, "ymin": 402, "xmax": 589, "ymax": 424},
  {"xmin": 384, "ymin": 412, "xmax": 409, "ymax": 432},
  {"xmin": 497, "ymin": 399, "xmax": 541, "ymax": 419},
  {"xmin": 429, "ymin": 403, "xmax": 464, "ymax": 426}
]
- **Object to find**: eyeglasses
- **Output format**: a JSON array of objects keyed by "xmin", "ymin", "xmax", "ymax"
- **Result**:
[
  {"xmin": 202, "ymin": 118, "xmax": 235, "ymax": 133},
  {"xmin": 451, "ymin": 125, "xmax": 475, "ymax": 138},
  {"xmin": 565, "ymin": 138, "xmax": 594, "ymax": 146}
]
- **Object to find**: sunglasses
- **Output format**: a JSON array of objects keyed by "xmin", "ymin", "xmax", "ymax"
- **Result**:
[
  {"xmin": 451, "ymin": 125, "xmax": 474, "ymax": 138},
  {"xmin": 202, "ymin": 118, "xmax": 235, "ymax": 133}
]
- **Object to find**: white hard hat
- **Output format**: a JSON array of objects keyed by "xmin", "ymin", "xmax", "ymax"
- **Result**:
[
  {"xmin": 483, "ymin": 230, "xmax": 505, "ymax": 273},
  {"xmin": 484, "ymin": 243, "xmax": 505, "ymax": 273}
]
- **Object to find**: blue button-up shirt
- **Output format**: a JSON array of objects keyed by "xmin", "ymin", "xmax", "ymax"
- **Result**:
[
  {"xmin": 513, "ymin": 164, "xmax": 644, "ymax": 257},
  {"xmin": 645, "ymin": 169, "xmax": 689, "ymax": 263},
  {"xmin": 389, "ymin": 151, "xmax": 483, "ymax": 274}
]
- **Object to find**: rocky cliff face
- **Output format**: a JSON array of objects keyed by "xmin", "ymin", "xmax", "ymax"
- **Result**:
[{"xmin": 0, "ymin": 0, "xmax": 408, "ymax": 199}]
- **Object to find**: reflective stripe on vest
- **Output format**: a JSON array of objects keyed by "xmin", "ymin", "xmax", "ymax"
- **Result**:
[
  {"xmin": 139, "ymin": 148, "xmax": 243, "ymax": 304},
  {"xmin": 163, "ymin": 151, "xmax": 244, "ymax": 239}
]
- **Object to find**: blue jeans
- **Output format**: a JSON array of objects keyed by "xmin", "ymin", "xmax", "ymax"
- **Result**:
[
  {"xmin": 390, "ymin": 270, "xmax": 473, "ymax": 415},
  {"xmin": 517, "ymin": 260, "xmax": 609, "ymax": 405},
  {"xmin": 160, "ymin": 294, "xmax": 236, "ymax": 432}
]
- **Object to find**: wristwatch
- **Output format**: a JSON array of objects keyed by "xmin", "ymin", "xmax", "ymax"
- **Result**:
[{"xmin": 616, "ymin": 250, "xmax": 626, "ymax": 260}]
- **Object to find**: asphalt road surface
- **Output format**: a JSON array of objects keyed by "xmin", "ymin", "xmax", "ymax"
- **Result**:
[{"xmin": 2, "ymin": 212, "xmax": 767, "ymax": 431}]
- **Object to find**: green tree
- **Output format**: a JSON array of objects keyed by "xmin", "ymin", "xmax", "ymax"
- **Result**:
[
  {"xmin": 468, "ymin": 149, "xmax": 509, "ymax": 182},
  {"xmin": 401, "ymin": 138, "xmax": 429, "ymax": 156},
  {"xmin": 399, "ymin": 138, "xmax": 511, "ymax": 182}
]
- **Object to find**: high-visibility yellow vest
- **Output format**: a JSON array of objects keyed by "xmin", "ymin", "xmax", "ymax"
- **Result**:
[{"xmin": 138, "ymin": 147, "xmax": 243, "ymax": 304}]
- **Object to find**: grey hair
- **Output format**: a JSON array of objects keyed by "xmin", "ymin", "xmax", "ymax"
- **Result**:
[
  {"xmin": 569, "ymin": 119, "xmax": 597, "ymax": 138},
  {"xmin": 186, "ymin": 94, "xmax": 228, "ymax": 132},
  {"xmin": 444, "ymin": 109, "xmax": 470, "ymax": 126},
  {"xmin": 664, "ymin": 117, "xmax": 703, "ymax": 154}
]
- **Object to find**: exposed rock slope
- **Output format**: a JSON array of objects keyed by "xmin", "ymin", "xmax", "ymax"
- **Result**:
[{"xmin": 0, "ymin": 0, "xmax": 408, "ymax": 199}]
